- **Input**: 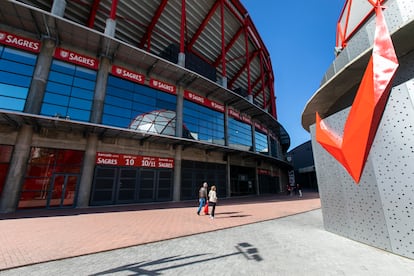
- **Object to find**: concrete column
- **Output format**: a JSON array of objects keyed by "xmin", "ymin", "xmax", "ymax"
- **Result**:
[
  {"xmin": 221, "ymin": 76, "xmax": 228, "ymax": 88},
  {"xmin": 173, "ymin": 145, "xmax": 182, "ymax": 202},
  {"xmin": 104, "ymin": 18, "xmax": 117, "ymax": 37},
  {"xmin": 24, "ymin": 38, "xmax": 55, "ymax": 114},
  {"xmin": 51, "ymin": 0, "xmax": 67, "ymax": 17},
  {"xmin": 178, "ymin": 52, "xmax": 185, "ymax": 67},
  {"xmin": 76, "ymin": 134, "xmax": 98, "ymax": 208},
  {"xmin": 246, "ymin": 94, "xmax": 253, "ymax": 103},
  {"xmin": 255, "ymin": 166, "xmax": 260, "ymax": 196},
  {"xmin": 90, "ymin": 57, "xmax": 110, "ymax": 124},
  {"xmin": 0, "ymin": 125, "xmax": 33, "ymax": 213},
  {"xmin": 226, "ymin": 155, "xmax": 231, "ymax": 198},
  {"xmin": 175, "ymin": 86, "xmax": 184, "ymax": 137}
]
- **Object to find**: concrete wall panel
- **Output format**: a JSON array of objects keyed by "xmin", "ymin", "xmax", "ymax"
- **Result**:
[{"xmin": 310, "ymin": 75, "xmax": 414, "ymax": 258}]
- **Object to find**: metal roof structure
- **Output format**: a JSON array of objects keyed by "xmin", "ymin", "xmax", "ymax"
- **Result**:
[
  {"xmin": 0, "ymin": 0, "xmax": 290, "ymax": 151},
  {"xmin": 9, "ymin": 0, "xmax": 276, "ymax": 116}
]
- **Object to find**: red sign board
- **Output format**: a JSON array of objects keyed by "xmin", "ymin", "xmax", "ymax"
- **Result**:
[
  {"xmin": 149, "ymin": 78, "xmax": 176, "ymax": 94},
  {"xmin": 0, "ymin": 31, "xmax": 40, "ymax": 53},
  {"xmin": 96, "ymin": 152, "xmax": 174, "ymax": 169},
  {"xmin": 228, "ymin": 108, "xmax": 241, "ymax": 120},
  {"xmin": 54, "ymin": 47, "xmax": 99, "ymax": 70},
  {"xmin": 111, "ymin": 65, "xmax": 145, "ymax": 84},
  {"xmin": 184, "ymin": 90, "xmax": 224, "ymax": 113}
]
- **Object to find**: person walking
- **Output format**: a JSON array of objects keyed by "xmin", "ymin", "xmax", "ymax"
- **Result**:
[
  {"xmin": 208, "ymin": 185, "xmax": 218, "ymax": 219},
  {"xmin": 296, "ymin": 183, "xmax": 303, "ymax": 198},
  {"xmin": 197, "ymin": 182, "xmax": 208, "ymax": 215}
]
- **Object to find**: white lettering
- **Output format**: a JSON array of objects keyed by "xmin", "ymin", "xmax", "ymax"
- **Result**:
[
  {"xmin": 123, "ymin": 70, "xmax": 143, "ymax": 82},
  {"xmin": 142, "ymin": 159, "xmax": 156, "ymax": 167},
  {"xmin": 158, "ymin": 162, "xmax": 173, "ymax": 168},
  {"xmin": 69, "ymin": 52, "xmax": 95, "ymax": 67},
  {"xmin": 5, "ymin": 34, "xmax": 39, "ymax": 51},
  {"xmin": 97, "ymin": 157, "xmax": 118, "ymax": 165}
]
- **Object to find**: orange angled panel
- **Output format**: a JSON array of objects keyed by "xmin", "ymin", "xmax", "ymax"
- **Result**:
[{"xmin": 316, "ymin": 1, "xmax": 399, "ymax": 183}]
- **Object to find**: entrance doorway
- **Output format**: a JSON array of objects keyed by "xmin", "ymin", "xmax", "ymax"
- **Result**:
[
  {"xmin": 48, "ymin": 173, "xmax": 79, "ymax": 208},
  {"xmin": 91, "ymin": 166, "xmax": 173, "ymax": 206}
]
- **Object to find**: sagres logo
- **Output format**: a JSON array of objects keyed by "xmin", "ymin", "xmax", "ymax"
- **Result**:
[
  {"xmin": 0, "ymin": 32, "xmax": 5, "ymax": 41},
  {"xmin": 60, "ymin": 50, "xmax": 69, "ymax": 58},
  {"xmin": 315, "ymin": 1, "xmax": 399, "ymax": 183}
]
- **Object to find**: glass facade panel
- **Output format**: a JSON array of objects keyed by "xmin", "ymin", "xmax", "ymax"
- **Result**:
[
  {"xmin": 228, "ymin": 118, "xmax": 252, "ymax": 151},
  {"xmin": 103, "ymin": 76, "xmax": 177, "ymax": 135},
  {"xmin": 0, "ymin": 145, "xmax": 13, "ymax": 196},
  {"xmin": 18, "ymin": 148, "xmax": 84, "ymax": 209},
  {"xmin": 255, "ymin": 130, "xmax": 269, "ymax": 155},
  {"xmin": 0, "ymin": 46, "xmax": 37, "ymax": 111},
  {"xmin": 41, "ymin": 60, "xmax": 96, "ymax": 121},
  {"xmin": 183, "ymin": 100, "xmax": 224, "ymax": 144}
]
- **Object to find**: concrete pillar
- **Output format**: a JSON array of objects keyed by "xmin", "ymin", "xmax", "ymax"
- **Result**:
[
  {"xmin": 51, "ymin": 0, "xmax": 67, "ymax": 17},
  {"xmin": 175, "ymin": 86, "xmax": 184, "ymax": 137},
  {"xmin": 24, "ymin": 38, "xmax": 55, "ymax": 114},
  {"xmin": 246, "ymin": 94, "xmax": 253, "ymax": 103},
  {"xmin": 178, "ymin": 52, "xmax": 185, "ymax": 67},
  {"xmin": 255, "ymin": 165, "xmax": 260, "ymax": 196},
  {"xmin": 173, "ymin": 145, "xmax": 182, "ymax": 202},
  {"xmin": 221, "ymin": 76, "xmax": 228, "ymax": 88},
  {"xmin": 76, "ymin": 134, "xmax": 98, "ymax": 208},
  {"xmin": 90, "ymin": 57, "xmax": 110, "ymax": 124},
  {"xmin": 104, "ymin": 18, "xmax": 117, "ymax": 37},
  {"xmin": 226, "ymin": 155, "xmax": 231, "ymax": 198},
  {"xmin": 0, "ymin": 125, "xmax": 33, "ymax": 213}
]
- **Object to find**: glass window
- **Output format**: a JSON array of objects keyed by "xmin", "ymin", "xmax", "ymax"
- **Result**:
[
  {"xmin": 41, "ymin": 60, "xmax": 96, "ymax": 121},
  {"xmin": 0, "ymin": 46, "xmax": 37, "ymax": 111},
  {"xmin": 18, "ymin": 147, "xmax": 84, "ymax": 209},
  {"xmin": 183, "ymin": 100, "xmax": 224, "ymax": 145},
  {"xmin": 269, "ymin": 137, "xmax": 279, "ymax": 158},
  {"xmin": 255, "ymin": 130, "xmax": 269, "ymax": 155},
  {"xmin": 103, "ymin": 76, "xmax": 177, "ymax": 137},
  {"xmin": 0, "ymin": 145, "xmax": 13, "ymax": 197},
  {"xmin": 228, "ymin": 118, "xmax": 252, "ymax": 151}
]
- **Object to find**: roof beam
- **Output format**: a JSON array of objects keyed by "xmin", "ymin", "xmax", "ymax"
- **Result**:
[
  {"xmin": 139, "ymin": 0, "xmax": 169, "ymax": 50},
  {"xmin": 228, "ymin": 50, "xmax": 259, "ymax": 89},
  {"xmin": 187, "ymin": 0, "xmax": 220, "ymax": 50},
  {"xmin": 87, "ymin": 0, "xmax": 101, "ymax": 28}
]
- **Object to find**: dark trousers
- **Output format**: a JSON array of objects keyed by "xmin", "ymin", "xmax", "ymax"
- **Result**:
[{"xmin": 209, "ymin": 202, "xmax": 216, "ymax": 217}]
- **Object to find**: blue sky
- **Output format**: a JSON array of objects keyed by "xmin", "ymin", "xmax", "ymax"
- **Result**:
[{"xmin": 242, "ymin": 0, "xmax": 345, "ymax": 151}]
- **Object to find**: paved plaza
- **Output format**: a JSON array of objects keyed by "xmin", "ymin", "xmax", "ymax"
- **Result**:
[{"xmin": 1, "ymin": 192, "xmax": 413, "ymax": 275}]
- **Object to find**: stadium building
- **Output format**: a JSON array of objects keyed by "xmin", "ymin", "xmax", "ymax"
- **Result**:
[{"xmin": 0, "ymin": 0, "xmax": 291, "ymax": 213}]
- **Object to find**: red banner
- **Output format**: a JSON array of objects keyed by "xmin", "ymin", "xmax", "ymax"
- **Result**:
[
  {"xmin": 0, "ymin": 31, "xmax": 40, "ymax": 53},
  {"xmin": 184, "ymin": 90, "xmax": 224, "ymax": 113},
  {"xmin": 149, "ymin": 78, "xmax": 176, "ymax": 94},
  {"xmin": 96, "ymin": 152, "xmax": 174, "ymax": 168},
  {"xmin": 54, "ymin": 47, "xmax": 99, "ymax": 70},
  {"xmin": 111, "ymin": 65, "xmax": 145, "ymax": 84}
]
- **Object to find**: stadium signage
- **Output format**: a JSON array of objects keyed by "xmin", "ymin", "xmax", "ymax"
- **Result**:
[
  {"xmin": 0, "ymin": 31, "xmax": 40, "ymax": 53},
  {"xmin": 149, "ymin": 79, "xmax": 176, "ymax": 94},
  {"xmin": 228, "ymin": 108, "xmax": 241, "ymax": 120},
  {"xmin": 229, "ymin": 108, "xmax": 252, "ymax": 124},
  {"xmin": 54, "ymin": 47, "xmax": 99, "ymax": 70},
  {"xmin": 254, "ymin": 122, "xmax": 268, "ymax": 134},
  {"xmin": 111, "ymin": 65, "xmax": 145, "ymax": 84},
  {"xmin": 96, "ymin": 152, "xmax": 174, "ymax": 168},
  {"xmin": 184, "ymin": 90, "xmax": 224, "ymax": 113}
]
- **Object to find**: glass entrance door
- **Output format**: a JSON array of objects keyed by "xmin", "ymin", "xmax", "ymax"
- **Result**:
[{"xmin": 48, "ymin": 174, "xmax": 79, "ymax": 208}]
